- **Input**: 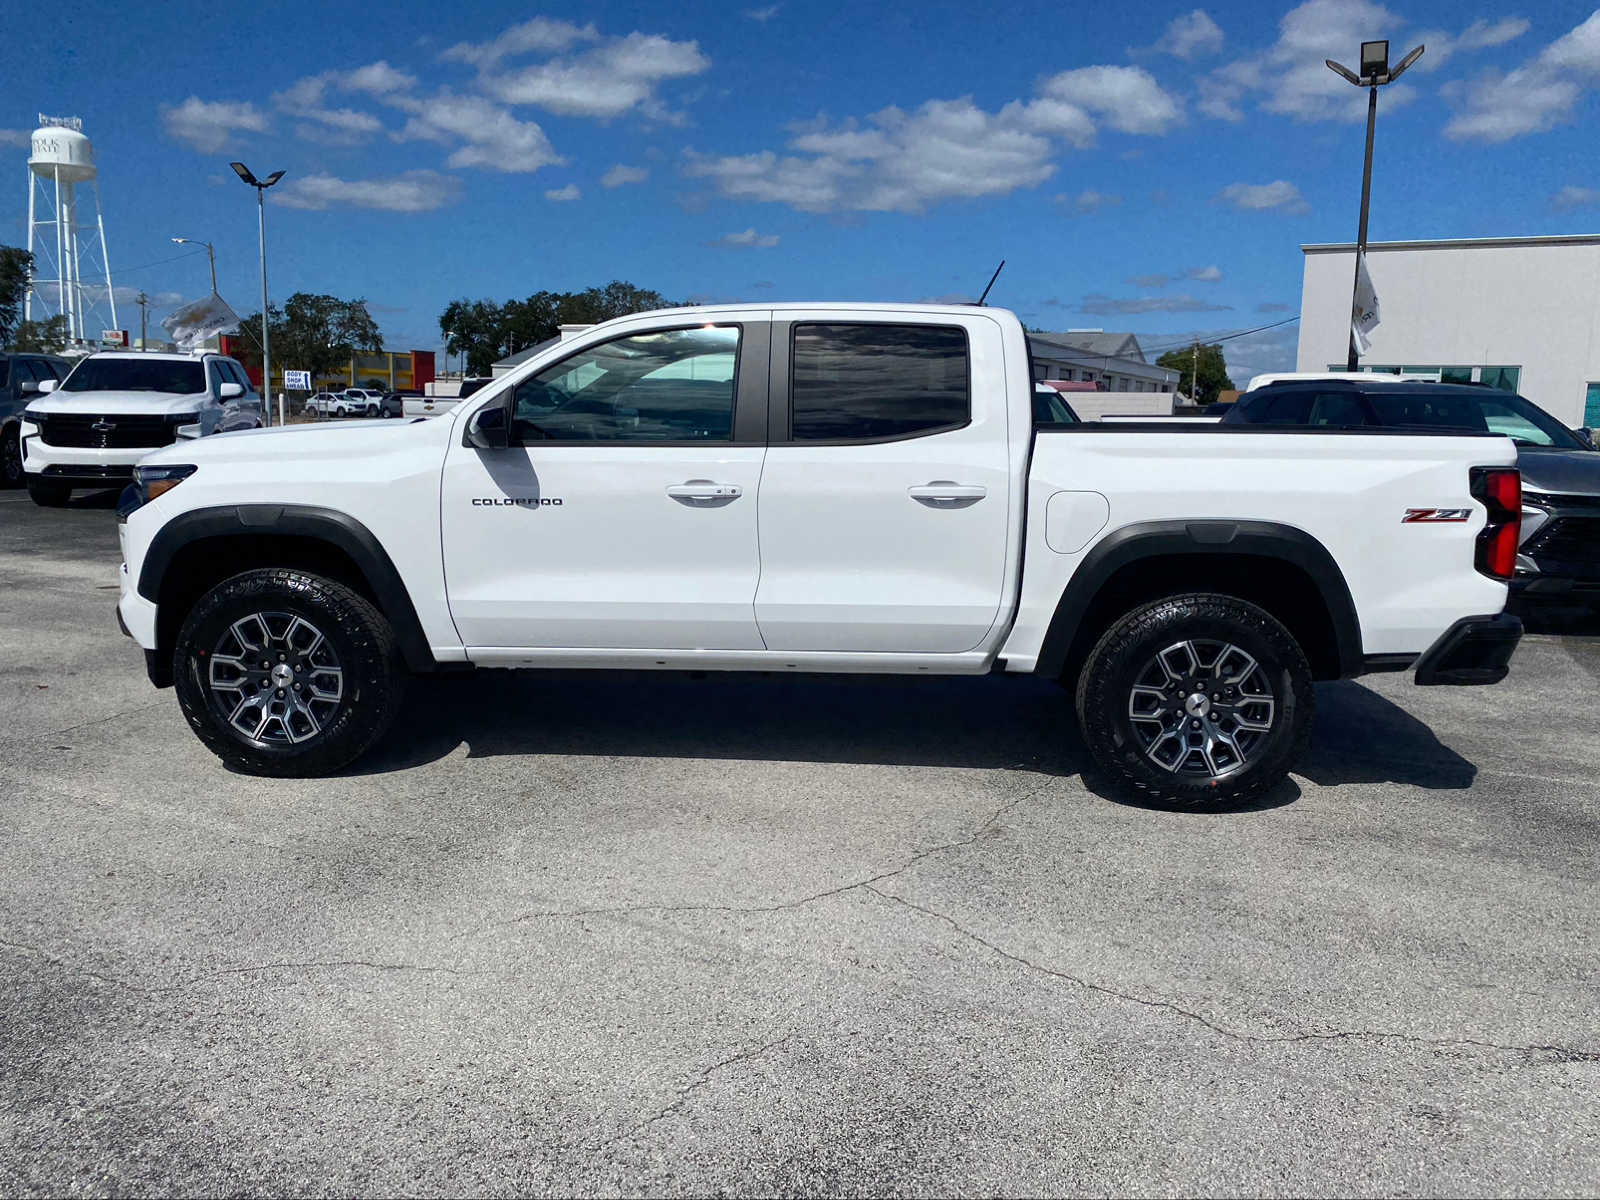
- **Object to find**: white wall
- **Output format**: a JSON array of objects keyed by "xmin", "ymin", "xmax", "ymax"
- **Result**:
[
  {"xmin": 1071, "ymin": 392, "xmax": 1174, "ymax": 421},
  {"xmin": 1297, "ymin": 239, "xmax": 1600, "ymax": 427}
]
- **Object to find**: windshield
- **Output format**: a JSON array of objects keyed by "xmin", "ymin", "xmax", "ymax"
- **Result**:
[
  {"xmin": 1367, "ymin": 389, "xmax": 1586, "ymax": 449},
  {"xmin": 61, "ymin": 357, "xmax": 205, "ymax": 395}
]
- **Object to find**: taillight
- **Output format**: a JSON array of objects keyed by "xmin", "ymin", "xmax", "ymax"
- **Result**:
[{"xmin": 1470, "ymin": 466, "xmax": 1521, "ymax": 580}]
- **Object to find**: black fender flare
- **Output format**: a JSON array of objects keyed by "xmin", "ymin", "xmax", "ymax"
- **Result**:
[
  {"xmin": 1032, "ymin": 519, "xmax": 1364, "ymax": 680},
  {"xmin": 137, "ymin": 504, "xmax": 437, "ymax": 673}
]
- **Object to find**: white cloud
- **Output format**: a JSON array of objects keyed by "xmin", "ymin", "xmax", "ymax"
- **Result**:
[
  {"xmin": 1143, "ymin": 9, "xmax": 1225, "ymax": 60},
  {"xmin": 442, "ymin": 17, "xmax": 599, "ymax": 67},
  {"xmin": 1058, "ymin": 188, "xmax": 1123, "ymax": 213},
  {"xmin": 1188, "ymin": 264, "xmax": 1224, "ymax": 282},
  {"xmin": 160, "ymin": 97, "xmax": 269, "ymax": 152},
  {"xmin": 545, "ymin": 183, "xmax": 582, "ymax": 201},
  {"xmin": 1553, "ymin": 184, "xmax": 1600, "ymax": 210},
  {"xmin": 1127, "ymin": 265, "xmax": 1224, "ymax": 288},
  {"xmin": 1411, "ymin": 17, "xmax": 1531, "ymax": 71},
  {"xmin": 273, "ymin": 76, "xmax": 383, "ymax": 143},
  {"xmin": 274, "ymin": 170, "xmax": 462, "ymax": 212},
  {"xmin": 1540, "ymin": 10, "xmax": 1600, "ymax": 73},
  {"xmin": 1037, "ymin": 65, "xmax": 1184, "ymax": 134},
  {"xmin": 1443, "ymin": 11, "xmax": 1600, "ymax": 143},
  {"xmin": 686, "ymin": 96, "xmax": 1063, "ymax": 213},
  {"xmin": 708, "ymin": 228, "xmax": 779, "ymax": 248},
  {"xmin": 1078, "ymin": 294, "xmax": 1234, "ymax": 315},
  {"xmin": 0, "ymin": 129, "xmax": 28, "ymax": 146},
  {"xmin": 745, "ymin": 5, "xmax": 781, "ymax": 20},
  {"xmin": 1217, "ymin": 180, "xmax": 1310, "ymax": 213},
  {"xmin": 482, "ymin": 30, "xmax": 710, "ymax": 119},
  {"xmin": 390, "ymin": 91, "xmax": 563, "ymax": 172},
  {"xmin": 600, "ymin": 163, "xmax": 649, "ymax": 187},
  {"xmin": 343, "ymin": 60, "xmax": 417, "ymax": 95}
]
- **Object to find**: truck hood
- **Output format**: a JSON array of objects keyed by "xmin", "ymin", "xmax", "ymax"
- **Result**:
[
  {"xmin": 139, "ymin": 414, "xmax": 447, "ymax": 466},
  {"xmin": 1517, "ymin": 447, "xmax": 1600, "ymax": 498},
  {"xmin": 24, "ymin": 389, "xmax": 212, "ymax": 416}
]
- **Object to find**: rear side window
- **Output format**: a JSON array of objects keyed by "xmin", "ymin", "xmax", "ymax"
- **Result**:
[
  {"xmin": 791, "ymin": 323, "xmax": 969, "ymax": 441},
  {"xmin": 1236, "ymin": 389, "xmax": 1314, "ymax": 424},
  {"xmin": 1367, "ymin": 391, "xmax": 1489, "ymax": 432}
]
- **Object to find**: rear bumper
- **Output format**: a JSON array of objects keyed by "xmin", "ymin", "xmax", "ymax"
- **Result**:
[{"xmin": 1414, "ymin": 613, "xmax": 1522, "ymax": 686}]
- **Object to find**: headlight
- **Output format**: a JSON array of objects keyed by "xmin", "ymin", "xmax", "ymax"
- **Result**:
[{"xmin": 133, "ymin": 463, "xmax": 197, "ymax": 503}]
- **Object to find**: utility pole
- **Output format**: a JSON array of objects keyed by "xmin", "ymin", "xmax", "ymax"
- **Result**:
[
  {"xmin": 137, "ymin": 291, "xmax": 149, "ymax": 350},
  {"xmin": 1191, "ymin": 341, "xmax": 1199, "ymax": 404}
]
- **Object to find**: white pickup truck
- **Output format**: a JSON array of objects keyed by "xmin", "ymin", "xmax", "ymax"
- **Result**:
[{"xmin": 114, "ymin": 304, "xmax": 1523, "ymax": 808}]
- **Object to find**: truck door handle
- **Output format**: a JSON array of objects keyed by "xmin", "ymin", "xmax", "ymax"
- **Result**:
[
  {"xmin": 908, "ymin": 481, "xmax": 987, "ymax": 506},
  {"xmin": 666, "ymin": 480, "xmax": 743, "ymax": 505}
]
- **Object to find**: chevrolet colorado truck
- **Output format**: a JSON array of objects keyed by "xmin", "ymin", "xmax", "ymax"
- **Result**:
[{"xmin": 115, "ymin": 304, "xmax": 1523, "ymax": 807}]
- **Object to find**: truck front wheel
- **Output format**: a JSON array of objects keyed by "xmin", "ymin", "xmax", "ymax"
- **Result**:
[
  {"xmin": 1075, "ymin": 594, "xmax": 1313, "ymax": 810},
  {"xmin": 173, "ymin": 568, "xmax": 406, "ymax": 776}
]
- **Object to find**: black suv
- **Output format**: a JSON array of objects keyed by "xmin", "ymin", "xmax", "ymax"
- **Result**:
[
  {"xmin": 0, "ymin": 351, "xmax": 71, "ymax": 486},
  {"xmin": 1225, "ymin": 379, "xmax": 1600, "ymax": 606}
]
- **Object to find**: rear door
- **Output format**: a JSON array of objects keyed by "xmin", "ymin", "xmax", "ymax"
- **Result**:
[
  {"xmin": 440, "ymin": 319, "xmax": 771, "ymax": 652},
  {"xmin": 754, "ymin": 313, "xmax": 1013, "ymax": 653}
]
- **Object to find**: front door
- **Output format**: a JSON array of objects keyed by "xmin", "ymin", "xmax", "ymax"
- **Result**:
[
  {"xmin": 441, "ymin": 320, "xmax": 769, "ymax": 652},
  {"xmin": 754, "ymin": 315, "xmax": 1014, "ymax": 654}
]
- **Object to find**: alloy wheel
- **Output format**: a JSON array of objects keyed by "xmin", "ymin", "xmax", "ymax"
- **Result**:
[
  {"xmin": 206, "ymin": 611, "xmax": 344, "ymax": 744},
  {"xmin": 1126, "ymin": 639, "xmax": 1277, "ymax": 778}
]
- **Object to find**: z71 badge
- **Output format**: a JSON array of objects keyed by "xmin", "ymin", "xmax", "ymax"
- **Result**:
[{"xmin": 1402, "ymin": 508, "xmax": 1471, "ymax": 523}]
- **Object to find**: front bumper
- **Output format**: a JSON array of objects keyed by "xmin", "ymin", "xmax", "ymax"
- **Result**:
[{"xmin": 1414, "ymin": 613, "xmax": 1522, "ymax": 686}]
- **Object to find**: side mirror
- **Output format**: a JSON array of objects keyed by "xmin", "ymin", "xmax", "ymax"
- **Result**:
[
  {"xmin": 1579, "ymin": 426, "xmax": 1597, "ymax": 450},
  {"xmin": 219, "ymin": 382, "xmax": 245, "ymax": 399},
  {"xmin": 465, "ymin": 402, "xmax": 511, "ymax": 450},
  {"xmin": 36, "ymin": 378, "xmax": 57, "ymax": 394},
  {"xmin": 19, "ymin": 380, "xmax": 39, "ymax": 395}
]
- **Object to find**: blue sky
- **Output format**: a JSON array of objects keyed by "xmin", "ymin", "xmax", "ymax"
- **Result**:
[{"xmin": 5, "ymin": 0, "xmax": 1599, "ymax": 380}]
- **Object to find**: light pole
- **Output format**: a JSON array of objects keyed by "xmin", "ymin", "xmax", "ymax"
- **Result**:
[
  {"xmin": 1326, "ymin": 40, "xmax": 1423, "ymax": 371},
  {"xmin": 170, "ymin": 236, "xmax": 217, "ymax": 294},
  {"xmin": 229, "ymin": 162, "xmax": 285, "ymax": 424}
]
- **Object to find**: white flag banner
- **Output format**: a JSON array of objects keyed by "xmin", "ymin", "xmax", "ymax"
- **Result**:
[
  {"xmin": 160, "ymin": 293, "xmax": 239, "ymax": 351},
  {"xmin": 1351, "ymin": 252, "xmax": 1380, "ymax": 355}
]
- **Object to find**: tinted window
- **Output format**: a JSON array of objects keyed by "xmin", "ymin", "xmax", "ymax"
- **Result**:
[
  {"xmin": 1234, "ymin": 389, "xmax": 1314, "ymax": 424},
  {"xmin": 1308, "ymin": 392, "xmax": 1369, "ymax": 426},
  {"xmin": 512, "ymin": 325, "xmax": 739, "ymax": 442},
  {"xmin": 791, "ymin": 323, "xmax": 969, "ymax": 441},
  {"xmin": 1365, "ymin": 390, "xmax": 1490, "ymax": 432},
  {"xmin": 0, "ymin": 359, "xmax": 8, "ymax": 389},
  {"xmin": 1033, "ymin": 389, "xmax": 1079, "ymax": 426},
  {"xmin": 61, "ymin": 357, "xmax": 205, "ymax": 394}
]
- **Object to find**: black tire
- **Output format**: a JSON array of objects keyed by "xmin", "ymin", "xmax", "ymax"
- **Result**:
[
  {"xmin": 1074, "ymin": 593, "xmax": 1313, "ymax": 810},
  {"xmin": 1, "ymin": 423, "xmax": 23, "ymax": 488},
  {"xmin": 173, "ymin": 568, "xmax": 406, "ymax": 776},
  {"xmin": 25, "ymin": 476, "xmax": 71, "ymax": 507}
]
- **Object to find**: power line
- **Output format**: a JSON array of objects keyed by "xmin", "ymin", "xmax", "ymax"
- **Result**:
[
  {"xmin": 112, "ymin": 247, "xmax": 210, "ymax": 276},
  {"xmin": 1139, "ymin": 315, "xmax": 1301, "ymax": 355}
]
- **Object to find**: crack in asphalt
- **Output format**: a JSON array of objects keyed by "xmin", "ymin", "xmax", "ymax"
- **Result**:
[
  {"xmin": 862, "ymin": 886, "xmax": 1600, "ymax": 1065},
  {"xmin": 38, "ymin": 701, "xmax": 169, "ymax": 741},
  {"xmin": 456, "ymin": 778, "xmax": 1055, "ymax": 941},
  {"xmin": 600, "ymin": 1032, "xmax": 795, "ymax": 1157}
]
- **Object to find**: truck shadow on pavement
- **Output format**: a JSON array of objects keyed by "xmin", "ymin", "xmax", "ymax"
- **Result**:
[{"xmin": 349, "ymin": 669, "xmax": 1478, "ymax": 805}]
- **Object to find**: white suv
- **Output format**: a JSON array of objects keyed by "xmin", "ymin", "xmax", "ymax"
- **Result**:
[
  {"xmin": 341, "ymin": 388, "xmax": 384, "ymax": 417},
  {"xmin": 21, "ymin": 351, "xmax": 262, "ymax": 506}
]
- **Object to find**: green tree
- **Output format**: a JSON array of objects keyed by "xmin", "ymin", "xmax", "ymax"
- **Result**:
[
  {"xmin": 1156, "ymin": 341, "xmax": 1235, "ymax": 405},
  {"xmin": 1, "ymin": 246, "xmax": 33, "ymax": 347},
  {"xmin": 233, "ymin": 294, "xmax": 383, "ymax": 382},
  {"xmin": 10, "ymin": 315, "xmax": 69, "ymax": 354},
  {"xmin": 439, "ymin": 281, "xmax": 676, "ymax": 376}
]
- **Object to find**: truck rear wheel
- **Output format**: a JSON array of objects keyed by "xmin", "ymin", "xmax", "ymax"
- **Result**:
[
  {"xmin": 1075, "ymin": 594, "xmax": 1313, "ymax": 809},
  {"xmin": 173, "ymin": 568, "xmax": 406, "ymax": 776}
]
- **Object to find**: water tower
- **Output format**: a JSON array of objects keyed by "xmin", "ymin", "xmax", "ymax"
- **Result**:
[{"xmin": 26, "ymin": 114, "xmax": 117, "ymax": 343}]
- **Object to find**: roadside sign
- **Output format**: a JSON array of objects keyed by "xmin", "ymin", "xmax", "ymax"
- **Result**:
[
  {"xmin": 101, "ymin": 329, "xmax": 127, "ymax": 346},
  {"xmin": 284, "ymin": 369, "xmax": 312, "ymax": 390}
]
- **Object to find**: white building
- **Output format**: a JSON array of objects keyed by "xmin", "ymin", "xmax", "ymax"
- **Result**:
[{"xmin": 1297, "ymin": 235, "xmax": 1600, "ymax": 429}]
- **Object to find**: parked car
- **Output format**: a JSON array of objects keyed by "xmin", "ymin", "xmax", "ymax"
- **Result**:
[
  {"xmin": 303, "ymin": 391, "xmax": 344, "ymax": 417},
  {"xmin": 115, "ymin": 303, "xmax": 1521, "ymax": 806},
  {"xmin": 1226, "ymin": 377, "xmax": 1600, "ymax": 606},
  {"xmin": 403, "ymin": 393, "xmax": 463, "ymax": 419},
  {"xmin": 1032, "ymin": 383, "xmax": 1080, "ymax": 426},
  {"xmin": 0, "ymin": 350, "xmax": 71, "ymax": 487},
  {"xmin": 340, "ymin": 388, "xmax": 384, "ymax": 417},
  {"xmin": 21, "ymin": 351, "xmax": 261, "ymax": 506},
  {"xmin": 380, "ymin": 390, "xmax": 422, "ymax": 418}
]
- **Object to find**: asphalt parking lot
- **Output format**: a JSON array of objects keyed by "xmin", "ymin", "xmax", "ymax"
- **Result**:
[{"xmin": 2, "ymin": 489, "xmax": 1597, "ymax": 1197}]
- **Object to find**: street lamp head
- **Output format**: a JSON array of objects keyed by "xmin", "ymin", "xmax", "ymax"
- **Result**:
[
  {"xmin": 171, "ymin": 236, "xmax": 188, "ymax": 245},
  {"xmin": 1325, "ymin": 58, "xmax": 1362, "ymax": 86},
  {"xmin": 230, "ymin": 161, "xmax": 259, "ymax": 186},
  {"xmin": 1388, "ymin": 44, "xmax": 1425, "ymax": 81},
  {"xmin": 1360, "ymin": 40, "xmax": 1389, "ymax": 79},
  {"xmin": 262, "ymin": 170, "xmax": 286, "ymax": 188}
]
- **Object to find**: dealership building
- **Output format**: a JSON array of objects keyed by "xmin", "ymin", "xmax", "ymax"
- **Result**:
[{"xmin": 1296, "ymin": 234, "xmax": 1600, "ymax": 429}]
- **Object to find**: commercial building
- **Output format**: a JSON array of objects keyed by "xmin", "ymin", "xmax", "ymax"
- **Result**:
[
  {"xmin": 217, "ymin": 339, "xmax": 435, "ymax": 395},
  {"xmin": 1297, "ymin": 235, "xmax": 1600, "ymax": 429}
]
